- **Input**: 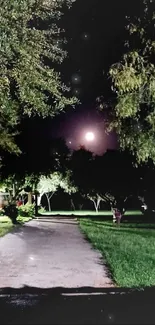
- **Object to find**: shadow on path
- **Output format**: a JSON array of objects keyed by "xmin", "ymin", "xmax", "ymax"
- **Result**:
[
  {"xmin": 36, "ymin": 215, "xmax": 78, "ymax": 220},
  {"xmin": 0, "ymin": 286, "xmax": 155, "ymax": 324},
  {"xmin": 36, "ymin": 219, "xmax": 78, "ymax": 225}
]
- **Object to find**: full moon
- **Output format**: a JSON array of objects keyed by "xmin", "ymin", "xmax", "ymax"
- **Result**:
[{"xmin": 85, "ymin": 132, "xmax": 95, "ymax": 141}]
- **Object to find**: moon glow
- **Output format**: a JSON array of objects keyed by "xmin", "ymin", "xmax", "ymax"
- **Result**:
[{"xmin": 85, "ymin": 132, "xmax": 95, "ymax": 142}]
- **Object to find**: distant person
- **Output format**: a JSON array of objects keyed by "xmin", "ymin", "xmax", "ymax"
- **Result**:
[
  {"xmin": 17, "ymin": 199, "xmax": 22, "ymax": 207},
  {"xmin": 114, "ymin": 208, "xmax": 122, "ymax": 226}
]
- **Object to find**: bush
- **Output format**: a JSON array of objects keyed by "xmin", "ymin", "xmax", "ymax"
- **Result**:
[
  {"xmin": 0, "ymin": 209, "xmax": 4, "ymax": 216},
  {"xmin": 3, "ymin": 203, "xmax": 18, "ymax": 224},
  {"xmin": 18, "ymin": 203, "xmax": 35, "ymax": 218},
  {"xmin": 39, "ymin": 206, "xmax": 47, "ymax": 214}
]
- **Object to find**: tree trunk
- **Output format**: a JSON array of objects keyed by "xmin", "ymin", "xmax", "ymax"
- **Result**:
[
  {"xmin": 45, "ymin": 194, "xmax": 51, "ymax": 212},
  {"xmin": 38, "ymin": 193, "xmax": 43, "ymax": 206},
  {"xmin": 34, "ymin": 192, "xmax": 38, "ymax": 217},
  {"xmin": 48, "ymin": 199, "xmax": 51, "ymax": 212},
  {"xmin": 12, "ymin": 183, "xmax": 16, "ymax": 198},
  {"xmin": 95, "ymin": 205, "xmax": 98, "ymax": 213},
  {"xmin": 71, "ymin": 199, "xmax": 75, "ymax": 211},
  {"xmin": 92, "ymin": 197, "xmax": 101, "ymax": 213},
  {"xmin": 93, "ymin": 202, "xmax": 98, "ymax": 213},
  {"xmin": 96, "ymin": 197, "xmax": 101, "ymax": 212},
  {"xmin": 28, "ymin": 192, "xmax": 32, "ymax": 204}
]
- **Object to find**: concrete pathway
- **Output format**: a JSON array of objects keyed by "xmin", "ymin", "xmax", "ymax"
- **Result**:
[{"xmin": 0, "ymin": 218, "xmax": 114, "ymax": 288}]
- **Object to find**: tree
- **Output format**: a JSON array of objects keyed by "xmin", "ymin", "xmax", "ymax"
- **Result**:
[
  {"xmin": 0, "ymin": 0, "xmax": 77, "ymax": 156},
  {"xmin": 37, "ymin": 171, "xmax": 76, "ymax": 211},
  {"xmin": 70, "ymin": 149, "xmax": 141, "ymax": 213},
  {"xmin": 2, "ymin": 174, "xmax": 25, "ymax": 199},
  {"xmin": 108, "ymin": 0, "xmax": 155, "ymax": 163},
  {"xmin": 37, "ymin": 174, "xmax": 60, "ymax": 211},
  {"xmin": 0, "ymin": 173, "xmax": 39, "ymax": 206},
  {"xmin": 0, "ymin": 135, "xmax": 72, "ymax": 210},
  {"xmin": 97, "ymin": 150, "xmax": 141, "ymax": 213},
  {"xmin": 137, "ymin": 161, "xmax": 155, "ymax": 214},
  {"xmin": 69, "ymin": 149, "xmax": 111, "ymax": 212}
]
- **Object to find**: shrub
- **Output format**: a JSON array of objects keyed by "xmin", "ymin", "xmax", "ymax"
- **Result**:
[
  {"xmin": 18, "ymin": 203, "xmax": 35, "ymax": 218},
  {"xmin": 39, "ymin": 206, "xmax": 47, "ymax": 214},
  {"xmin": 0, "ymin": 209, "xmax": 4, "ymax": 216},
  {"xmin": 3, "ymin": 203, "xmax": 18, "ymax": 224}
]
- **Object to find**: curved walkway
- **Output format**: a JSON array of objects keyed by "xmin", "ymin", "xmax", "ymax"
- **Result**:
[{"xmin": 0, "ymin": 217, "xmax": 114, "ymax": 288}]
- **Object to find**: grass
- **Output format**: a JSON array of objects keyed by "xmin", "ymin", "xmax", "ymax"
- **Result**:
[
  {"xmin": 79, "ymin": 218, "xmax": 155, "ymax": 288},
  {"xmin": 39, "ymin": 210, "xmax": 143, "ymax": 216},
  {"xmin": 0, "ymin": 215, "xmax": 33, "ymax": 238}
]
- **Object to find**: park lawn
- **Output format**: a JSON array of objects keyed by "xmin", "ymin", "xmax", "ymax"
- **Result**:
[
  {"xmin": 79, "ymin": 219, "xmax": 155, "ymax": 288},
  {"xmin": 39, "ymin": 210, "xmax": 142, "ymax": 216},
  {"xmin": 0, "ymin": 221, "xmax": 13, "ymax": 237},
  {"xmin": 0, "ymin": 215, "xmax": 33, "ymax": 238}
]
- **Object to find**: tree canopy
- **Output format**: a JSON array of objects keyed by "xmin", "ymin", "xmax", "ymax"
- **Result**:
[
  {"xmin": 108, "ymin": 0, "xmax": 155, "ymax": 163},
  {"xmin": 37, "ymin": 171, "xmax": 76, "ymax": 210},
  {"xmin": 0, "ymin": 0, "xmax": 77, "ymax": 156}
]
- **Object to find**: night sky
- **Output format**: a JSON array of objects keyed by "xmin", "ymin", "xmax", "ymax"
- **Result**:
[{"xmin": 20, "ymin": 0, "xmax": 142, "ymax": 156}]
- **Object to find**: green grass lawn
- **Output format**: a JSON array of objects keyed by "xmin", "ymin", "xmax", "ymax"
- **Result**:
[
  {"xmin": 0, "ymin": 215, "xmax": 33, "ymax": 238},
  {"xmin": 39, "ymin": 210, "xmax": 142, "ymax": 216},
  {"xmin": 79, "ymin": 218, "xmax": 155, "ymax": 288}
]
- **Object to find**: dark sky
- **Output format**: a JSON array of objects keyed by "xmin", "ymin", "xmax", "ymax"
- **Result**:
[
  {"xmin": 20, "ymin": 0, "xmax": 142, "ymax": 156},
  {"xmin": 46, "ymin": 0, "xmax": 142, "ymax": 154},
  {"xmin": 60, "ymin": 0, "xmax": 142, "ymax": 102}
]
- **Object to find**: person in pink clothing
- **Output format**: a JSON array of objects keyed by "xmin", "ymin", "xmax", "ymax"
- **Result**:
[
  {"xmin": 115, "ymin": 208, "xmax": 122, "ymax": 226},
  {"xmin": 113, "ymin": 208, "xmax": 122, "ymax": 226},
  {"xmin": 16, "ymin": 198, "xmax": 23, "ymax": 207}
]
